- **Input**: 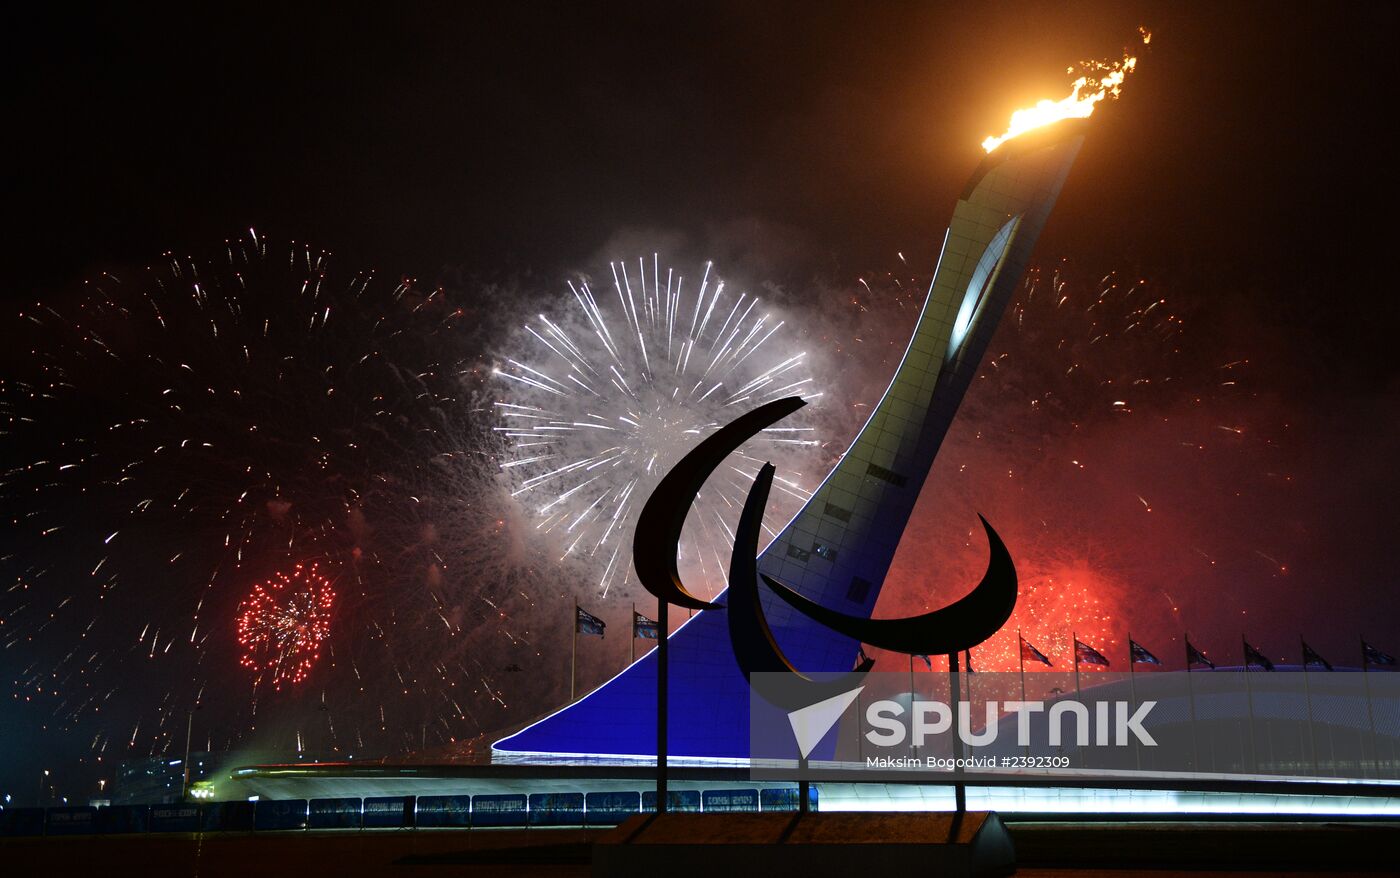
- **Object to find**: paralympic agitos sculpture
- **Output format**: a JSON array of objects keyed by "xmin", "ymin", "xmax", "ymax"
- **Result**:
[
  {"xmin": 631, "ymin": 393, "xmax": 1017, "ymax": 808},
  {"xmin": 633, "ymin": 393, "xmax": 1017, "ymax": 704}
]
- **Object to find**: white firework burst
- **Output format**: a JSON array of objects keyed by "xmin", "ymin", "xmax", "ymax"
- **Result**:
[{"xmin": 494, "ymin": 255, "xmax": 822, "ymax": 597}]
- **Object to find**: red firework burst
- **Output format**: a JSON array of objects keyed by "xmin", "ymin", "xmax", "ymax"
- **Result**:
[{"xmin": 236, "ymin": 562, "xmax": 336, "ymax": 690}]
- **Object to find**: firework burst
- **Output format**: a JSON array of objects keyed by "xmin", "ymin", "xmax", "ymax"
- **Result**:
[
  {"xmin": 0, "ymin": 231, "xmax": 546, "ymax": 760},
  {"xmin": 236, "ymin": 562, "xmax": 336, "ymax": 690},
  {"xmin": 494, "ymin": 256, "xmax": 823, "ymax": 598}
]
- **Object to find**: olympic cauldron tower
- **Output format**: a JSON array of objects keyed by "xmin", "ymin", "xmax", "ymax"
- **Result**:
[{"xmin": 495, "ymin": 118, "xmax": 1090, "ymax": 761}]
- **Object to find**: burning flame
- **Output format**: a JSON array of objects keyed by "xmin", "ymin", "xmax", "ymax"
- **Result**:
[{"xmin": 981, "ymin": 29, "xmax": 1150, "ymax": 153}]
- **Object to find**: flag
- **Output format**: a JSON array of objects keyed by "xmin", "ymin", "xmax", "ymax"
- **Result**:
[
  {"xmin": 855, "ymin": 645, "xmax": 873, "ymax": 670},
  {"xmin": 633, "ymin": 611, "xmax": 659, "ymax": 640},
  {"xmin": 575, "ymin": 606, "xmax": 606, "ymax": 637},
  {"xmin": 1243, "ymin": 639, "xmax": 1275, "ymax": 671},
  {"xmin": 1074, "ymin": 638, "xmax": 1111, "ymax": 667},
  {"xmin": 1186, "ymin": 638, "xmax": 1215, "ymax": 670},
  {"xmin": 914, "ymin": 653, "xmax": 932, "ymax": 670},
  {"xmin": 1130, "ymin": 639, "xmax": 1162, "ymax": 666},
  {"xmin": 1364, "ymin": 640, "xmax": 1397, "ymax": 667},
  {"xmin": 1020, "ymin": 636, "xmax": 1052, "ymax": 667},
  {"xmin": 1301, "ymin": 640, "xmax": 1332, "ymax": 671},
  {"xmin": 964, "ymin": 649, "xmax": 975, "ymax": 674}
]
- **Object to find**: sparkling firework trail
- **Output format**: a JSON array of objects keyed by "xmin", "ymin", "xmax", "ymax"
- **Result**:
[{"xmin": 494, "ymin": 256, "xmax": 822, "ymax": 597}]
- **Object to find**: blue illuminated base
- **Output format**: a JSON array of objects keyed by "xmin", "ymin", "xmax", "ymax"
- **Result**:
[{"xmin": 493, "ymin": 601, "xmax": 858, "ymax": 761}]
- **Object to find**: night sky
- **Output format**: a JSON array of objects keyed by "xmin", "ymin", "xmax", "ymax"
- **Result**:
[{"xmin": 5, "ymin": 3, "xmax": 1399, "ymax": 802}]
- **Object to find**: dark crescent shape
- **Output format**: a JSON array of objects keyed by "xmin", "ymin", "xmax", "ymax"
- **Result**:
[
  {"xmin": 759, "ymin": 514, "xmax": 1017, "ymax": 655},
  {"xmin": 632, "ymin": 396, "xmax": 806, "ymax": 611},
  {"xmin": 727, "ymin": 462, "xmax": 874, "ymax": 710}
]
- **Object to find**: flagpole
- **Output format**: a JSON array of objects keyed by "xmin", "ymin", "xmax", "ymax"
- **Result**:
[
  {"xmin": 1128, "ymin": 633, "xmax": 1141, "ymax": 772},
  {"xmin": 181, "ymin": 709, "xmax": 193, "ymax": 800},
  {"xmin": 1301, "ymin": 635, "xmax": 1319, "ymax": 775},
  {"xmin": 948, "ymin": 649, "xmax": 965, "ymax": 814},
  {"xmin": 965, "ymin": 649, "xmax": 974, "ymax": 705},
  {"xmin": 631, "ymin": 602, "xmax": 636, "ymax": 666},
  {"xmin": 1185, "ymin": 632, "xmax": 1200, "ymax": 773},
  {"xmin": 1072, "ymin": 631, "xmax": 1081, "ymax": 698},
  {"xmin": 1018, "ymin": 630, "xmax": 1027, "ymax": 705},
  {"xmin": 1072, "ymin": 631, "xmax": 1088, "ymax": 771},
  {"xmin": 1127, "ymin": 633, "xmax": 1136, "ymax": 700},
  {"xmin": 571, "ymin": 600, "xmax": 578, "ymax": 702},
  {"xmin": 1361, "ymin": 635, "xmax": 1379, "ymax": 776},
  {"xmin": 1018, "ymin": 631, "xmax": 1029, "ymax": 760},
  {"xmin": 1242, "ymin": 634, "xmax": 1258, "ymax": 774},
  {"xmin": 909, "ymin": 653, "xmax": 918, "ymax": 760},
  {"xmin": 856, "ymin": 686, "xmax": 865, "ymax": 763}
]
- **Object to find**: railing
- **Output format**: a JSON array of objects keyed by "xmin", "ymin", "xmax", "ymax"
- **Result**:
[{"xmin": 0, "ymin": 786, "xmax": 815, "ymax": 837}]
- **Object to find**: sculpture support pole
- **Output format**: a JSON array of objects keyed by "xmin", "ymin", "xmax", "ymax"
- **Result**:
[
  {"xmin": 798, "ymin": 765, "xmax": 810, "ymax": 814},
  {"xmin": 657, "ymin": 600, "xmax": 668, "ymax": 812}
]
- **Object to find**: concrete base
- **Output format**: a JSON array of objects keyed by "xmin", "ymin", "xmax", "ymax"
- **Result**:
[{"xmin": 592, "ymin": 811, "xmax": 1014, "ymax": 878}]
